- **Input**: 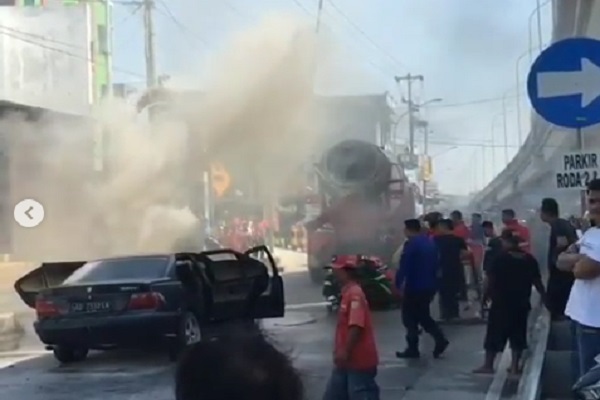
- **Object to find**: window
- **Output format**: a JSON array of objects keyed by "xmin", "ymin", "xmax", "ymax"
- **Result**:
[
  {"xmin": 63, "ymin": 256, "xmax": 169, "ymax": 284},
  {"xmin": 97, "ymin": 26, "xmax": 108, "ymax": 54},
  {"xmin": 100, "ymin": 83, "xmax": 108, "ymax": 98}
]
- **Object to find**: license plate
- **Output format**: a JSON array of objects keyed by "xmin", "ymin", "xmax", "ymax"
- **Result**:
[{"xmin": 70, "ymin": 301, "xmax": 111, "ymax": 313}]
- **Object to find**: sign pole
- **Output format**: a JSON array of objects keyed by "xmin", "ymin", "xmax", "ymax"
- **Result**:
[
  {"xmin": 526, "ymin": 38, "xmax": 600, "ymax": 218},
  {"xmin": 577, "ymin": 127, "xmax": 586, "ymax": 216}
]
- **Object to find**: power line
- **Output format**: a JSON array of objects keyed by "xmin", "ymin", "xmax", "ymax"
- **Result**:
[
  {"xmin": 326, "ymin": 0, "xmax": 409, "ymax": 71},
  {"xmin": 114, "ymin": 1, "xmax": 144, "ymax": 26},
  {"xmin": 0, "ymin": 29, "xmax": 144, "ymax": 78},
  {"xmin": 287, "ymin": 0, "xmax": 396, "ymax": 81},
  {"xmin": 289, "ymin": 0, "xmax": 313, "ymax": 15},
  {"xmin": 0, "ymin": 24, "xmax": 85, "ymax": 50},
  {"xmin": 429, "ymin": 92, "xmax": 526, "ymax": 108},
  {"xmin": 154, "ymin": 0, "xmax": 210, "ymax": 50}
]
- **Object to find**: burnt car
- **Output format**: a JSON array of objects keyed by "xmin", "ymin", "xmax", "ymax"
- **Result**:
[{"xmin": 14, "ymin": 246, "xmax": 284, "ymax": 364}]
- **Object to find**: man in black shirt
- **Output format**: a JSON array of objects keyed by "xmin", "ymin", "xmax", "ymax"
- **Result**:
[
  {"xmin": 540, "ymin": 198, "xmax": 578, "ymax": 320},
  {"xmin": 473, "ymin": 231, "xmax": 547, "ymax": 375},
  {"xmin": 433, "ymin": 219, "xmax": 469, "ymax": 321}
]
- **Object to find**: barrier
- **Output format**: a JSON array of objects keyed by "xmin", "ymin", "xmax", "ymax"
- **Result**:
[
  {"xmin": 517, "ymin": 309, "xmax": 550, "ymax": 400},
  {"xmin": 485, "ymin": 294, "xmax": 547, "ymax": 400},
  {"xmin": 0, "ymin": 312, "xmax": 24, "ymax": 351}
]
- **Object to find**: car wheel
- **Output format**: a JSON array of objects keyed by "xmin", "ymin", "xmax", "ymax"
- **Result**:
[
  {"xmin": 181, "ymin": 312, "xmax": 202, "ymax": 346},
  {"xmin": 53, "ymin": 345, "xmax": 88, "ymax": 364},
  {"xmin": 169, "ymin": 312, "xmax": 203, "ymax": 362}
]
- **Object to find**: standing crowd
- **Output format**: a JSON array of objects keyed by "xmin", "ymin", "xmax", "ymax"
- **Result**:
[{"xmin": 173, "ymin": 180, "xmax": 600, "ymax": 400}]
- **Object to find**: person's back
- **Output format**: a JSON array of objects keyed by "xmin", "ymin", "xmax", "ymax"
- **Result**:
[
  {"xmin": 401, "ymin": 234, "xmax": 438, "ymax": 293},
  {"xmin": 435, "ymin": 234, "xmax": 463, "ymax": 265},
  {"xmin": 483, "ymin": 236, "xmax": 503, "ymax": 273},
  {"xmin": 489, "ymin": 251, "xmax": 540, "ymax": 310}
]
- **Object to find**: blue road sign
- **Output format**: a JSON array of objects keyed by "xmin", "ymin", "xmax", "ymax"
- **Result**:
[{"xmin": 527, "ymin": 37, "xmax": 600, "ymax": 129}]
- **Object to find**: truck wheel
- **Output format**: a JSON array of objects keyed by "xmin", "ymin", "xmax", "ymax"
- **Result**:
[{"xmin": 53, "ymin": 345, "xmax": 88, "ymax": 364}]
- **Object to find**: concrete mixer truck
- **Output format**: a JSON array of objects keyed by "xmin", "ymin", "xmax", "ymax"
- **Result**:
[{"xmin": 304, "ymin": 139, "xmax": 416, "ymax": 283}]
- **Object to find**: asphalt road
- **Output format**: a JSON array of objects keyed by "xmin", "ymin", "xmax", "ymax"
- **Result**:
[{"xmin": 0, "ymin": 249, "xmax": 497, "ymax": 400}]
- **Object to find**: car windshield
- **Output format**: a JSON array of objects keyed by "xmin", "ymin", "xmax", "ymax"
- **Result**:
[{"xmin": 62, "ymin": 256, "xmax": 170, "ymax": 284}]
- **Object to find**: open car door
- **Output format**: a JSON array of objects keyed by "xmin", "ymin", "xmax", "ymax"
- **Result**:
[
  {"xmin": 243, "ymin": 245, "xmax": 284, "ymax": 319},
  {"xmin": 192, "ymin": 246, "xmax": 284, "ymax": 321},
  {"xmin": 14, "ymin": 261, "xmax": 86, "ymax": 308}
]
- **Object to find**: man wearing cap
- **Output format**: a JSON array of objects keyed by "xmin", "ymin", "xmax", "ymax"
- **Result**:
[
  {"xmin": 395, "ymin": 219, "xmax": 449, "ymax": 359},
  {"xmin": 323, "ymin": 256, "xmax": 380, "ymax": 400}
]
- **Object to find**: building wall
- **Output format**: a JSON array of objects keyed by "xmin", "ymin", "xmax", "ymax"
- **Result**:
[
  {"xmin": 0, "ymin": 4, "xmax": 92, "ymax": 114},
  {"xmin": 9, "ymin": 0, "xmax": 111, "ymax": 104}
]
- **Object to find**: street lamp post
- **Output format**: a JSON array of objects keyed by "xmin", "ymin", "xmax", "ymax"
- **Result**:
[
  {"xmin": 316, "ymin": 0, "xmax": 324, "ymax": 33},
  {"xmin": 490, "ymin": 114, "xmax": 504, "ymax": 175},
  {"xmin": 501, "ymin": 93, "xmax": 509, "ymax": 164},
  {"xmin": 528, "ymin": 0, "xmax": 550, "ymax": 62}
]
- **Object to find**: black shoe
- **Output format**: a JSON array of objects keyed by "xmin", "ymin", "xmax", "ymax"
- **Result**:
[
  {"xmin": 433, "ymin": 339, "xmax": 449, "ymax": 359},
  {"xmin": 395, "ymin": 349, "xmax": 420, "ymax": 359}
]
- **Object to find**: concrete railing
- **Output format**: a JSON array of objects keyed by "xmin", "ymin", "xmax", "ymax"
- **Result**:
[{"xmin": 517, "ymin": 309, "xmax": 551, "ymax": 400}]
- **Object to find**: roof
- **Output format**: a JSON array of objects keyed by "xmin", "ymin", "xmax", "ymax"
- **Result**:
[
  {"xmin": 136, "ymin": 89, "xmax": 393, "ymax": 115},
  {"xmin": 0, "ymin": 99, "xmax": 90, "ymax": 121}
]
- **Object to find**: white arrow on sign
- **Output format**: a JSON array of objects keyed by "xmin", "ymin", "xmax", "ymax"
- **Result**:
[{"xmin": 537, "ymin": 57, "xmax": 600, "ymax": 108}]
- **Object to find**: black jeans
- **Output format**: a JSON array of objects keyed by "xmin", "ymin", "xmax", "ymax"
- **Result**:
[
  {"xmin": 438, "ymin": 275, "xmax": 460, "ymax": 320},
  {"xmin": 402, "ymin": 290, "xmax": 446, "ymax": 351}
]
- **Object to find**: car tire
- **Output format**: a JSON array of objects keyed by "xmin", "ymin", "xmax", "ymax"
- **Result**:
[
  {"xmin": 52, "ymin": 345, "xmax": 88, "ymax": 364},
  {"xmin": 170, "ymin": 311, "xmax": 202, "ymax": 362}
]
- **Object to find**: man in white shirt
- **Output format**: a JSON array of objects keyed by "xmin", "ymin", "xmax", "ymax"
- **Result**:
[{"xmin": 557, "ymin": 178, "xmax": 600, "ymax": 385}]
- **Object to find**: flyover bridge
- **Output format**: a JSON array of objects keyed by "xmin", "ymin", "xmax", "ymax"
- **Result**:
[{"xmin": 471, "ymin": 0, "xmax": 599, "ymax": 213}]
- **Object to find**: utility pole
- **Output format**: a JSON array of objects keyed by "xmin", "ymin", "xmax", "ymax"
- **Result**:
[
  {"xmin": 394, "ymin": 74, "xmax": 424, "ymax": 156},
  {"xmin": 316, "ymin": 0, "xmax": 324, "ymax": 33},
  {"xmin": 143, "ymin": 0, "xmax": 157, "ymax": 88}
]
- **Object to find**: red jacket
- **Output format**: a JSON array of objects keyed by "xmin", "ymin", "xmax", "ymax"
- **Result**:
[{"xmin": 504, "ymin": 220, "xmax": 531, "ymax": 253}]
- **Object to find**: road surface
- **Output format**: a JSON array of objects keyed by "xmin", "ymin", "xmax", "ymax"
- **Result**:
[{"xmin": 0, "ymin": 249, "xmax": 498, "ymax": 400}]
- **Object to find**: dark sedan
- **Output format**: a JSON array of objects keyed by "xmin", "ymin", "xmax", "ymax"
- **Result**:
[{"xmin": 14, "ymin": 246, "xmax": 284, "ymax": 364}]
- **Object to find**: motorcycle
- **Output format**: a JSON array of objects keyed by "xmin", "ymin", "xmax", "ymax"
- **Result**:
[
  {"xmin": 573, "ymin": 354, "xmax": 600, "ymax": 399},
  {"xmin": 322, "ymin": 254, "xmax": 400, "ymax": 312}
]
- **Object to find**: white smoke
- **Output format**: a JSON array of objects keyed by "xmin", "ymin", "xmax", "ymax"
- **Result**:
[{"xmin": 2, "ymin": 13, "xmax": 353, "ymax": 262}]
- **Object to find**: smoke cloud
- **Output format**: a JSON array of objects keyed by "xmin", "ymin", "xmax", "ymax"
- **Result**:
[{"xmin": 2, "ymin": 13, "xmax": 348, "ymax": 262}]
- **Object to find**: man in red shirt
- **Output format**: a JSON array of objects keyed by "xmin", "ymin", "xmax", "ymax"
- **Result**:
[
  {"xmin": 451, "ymin": 210, "xmax": 471, "ymax": 300},
  {"xmin": 323, "ymin": 259, "xmax": 380, "ymax": 400},
  {"xmin": 451, "ymin": 210, "xmax": 471, "ymax": 241},
  {"xmin": 502, "ymin": 209, "xmax": 531, "ymax": 253}
]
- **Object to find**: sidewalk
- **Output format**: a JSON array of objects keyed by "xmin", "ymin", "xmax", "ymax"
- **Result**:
[{"xmin": 269, "ymin": 309, "xmax": 493, "ymax": 400}]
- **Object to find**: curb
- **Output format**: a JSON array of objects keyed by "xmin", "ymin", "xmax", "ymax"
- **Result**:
[{"xmin": 0, "ymin": 313, "xmax": 24, "ymax": 352}]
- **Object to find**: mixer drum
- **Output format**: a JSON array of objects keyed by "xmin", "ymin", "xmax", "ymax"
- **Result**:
[{"xmin": 318, "ymin": 139, "xmax": 392, "ymax": 196}]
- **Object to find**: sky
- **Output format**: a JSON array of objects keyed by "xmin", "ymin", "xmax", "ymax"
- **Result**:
[{"xmin": 112, "ymin": 0, "xmax": 554, "ymax": 195}]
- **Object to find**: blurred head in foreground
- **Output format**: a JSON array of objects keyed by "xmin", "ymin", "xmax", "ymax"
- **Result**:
[{"xmin": 175, "ymin": 334, "xmax": 304, "ymax": 400}]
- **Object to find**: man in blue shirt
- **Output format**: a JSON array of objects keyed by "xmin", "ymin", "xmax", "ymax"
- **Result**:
[{"xmin": 396, "ymin": 219, "xmax": 449, "ymax": 359}]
